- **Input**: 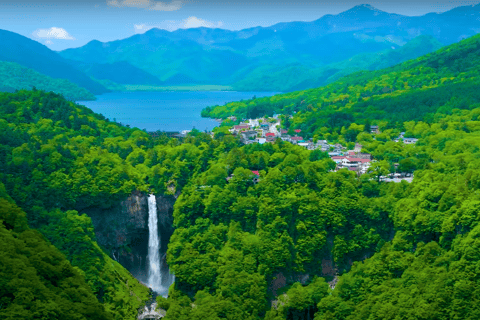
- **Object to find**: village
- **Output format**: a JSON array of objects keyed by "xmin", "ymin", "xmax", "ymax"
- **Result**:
[{"xmin": 224, "ymin": 115, "xmax": 417, "ymax": 181}]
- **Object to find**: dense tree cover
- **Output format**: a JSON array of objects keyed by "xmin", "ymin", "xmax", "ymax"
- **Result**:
[
  {"xmin": 0, "ymin": 183, "xmax": 111, "ymax": 320},
  {"xmin": 0, "ymin": 90, "xmax": 241, "ymax": 319},
  {"xmin": 306, "ymin": 108, "xmax": 480, "ymax": 320},
  {"xmin": 0, "ymin": 61, "xmax": 96, "ymax": 101},
  {"xmin": 202, "ymin": 33, "xmax": 480, "ymax": 143},
  {"xmin": 157, "ymin": 107, "xmax": 480, "ymax": 319},
  {"xmin": 156, "ymin": 139, "xmax": 398, "ymax": 319},
  {"xmin": 5, "ymin": 33, "xmax": 480, "ymax": 319}
]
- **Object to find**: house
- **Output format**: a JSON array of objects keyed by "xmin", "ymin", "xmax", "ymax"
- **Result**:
[
  {"xmin": 331, "ymin": 156, "xmax": 347, "ymax": 163},
  {"xmin": 331, "ymin": 156, "xmax": 372, "ymax": 174},
  {"xmin": 261, "ymin": 124, "xmax": 270, "ymax": 130},
  {"xmin": 328, "ymin": 152, "xmax": 342, "ymax": 156},
  {"xmin": 370, "ymin": 125, "xmax": 379, "ymax": 134},
  {"xmin": 265, "ymin": 132, "xmax": 275, "ymax": 138},
  {"xmin": 241, "ymin": 130, "xmax": 258, "ymax": 140},
  {"xmin": 280, "ymin": 129, "xmax": 288, "ymax": 136},
  {"xmin": 257, "ymin": 138, "xmax": 266, "ymax": 144},
  {"xmin": 298, "ymin": 142, "xmax": 311, "ymax": 149},
  {"xmin": 344, "ymin": 158, "xmax": 372, "ymax": 174},
  {"xmin": 233, "ymin": 124, "xmax": 250, "ymax": 131},
  {"xmin": 290, "ymin": 136, "xmax": 304, "ymax": 144},
  {"xmin": 356, "ymin": 153, "xmax": 372, "ymax": 160},
  {"xmin": 403, "ymin": 138, "xmax": 418, "ymax": 144}
]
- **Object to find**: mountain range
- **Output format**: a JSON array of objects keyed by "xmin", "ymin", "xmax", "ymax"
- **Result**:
[
  {"xmin": 0, "ymin": 29, "xmax": 108, "ymax": 96},
  {"xmin": 57, "ymin": 3, "xmax": 480, "ymax": 92},
  {"xmin": 1, "ymin": 4, "xmax": 480, "ymax": 95}
]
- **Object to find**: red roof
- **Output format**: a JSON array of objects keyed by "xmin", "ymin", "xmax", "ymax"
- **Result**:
[
  {"xmin": 234, "ymin": 125, "xmax": 250, "ymax": 130},
  {"xmin": 291, "ymin": 136, "xmax": 303, "ymax": 140},
  {"xmin": 281, "ymin": 129, "xmax": 288, "ymax": 133},
  {"xmin": 266, "ymin": 133, "xmax": 275, "ymax": 137},
  {"xmin": 347, "ymin": 158, "xmax": 371, "ymax": 163},
  {"xmin": 294, "ymin": 129, "xmax": 302, "ymax": 133},
  {"xmin": 251, "ymin": 170, "xmax": 260, "ymax": 176},
  {"xmin": 331, "ymin": 156, "xmax": 347, "ymax": 160}
]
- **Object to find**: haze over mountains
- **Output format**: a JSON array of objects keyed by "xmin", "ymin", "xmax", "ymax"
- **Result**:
[
  {"xmin": 57, "ymin": 3, "xmax": 480, "ymax": 92},
  {"xmin": 1, "ymin": 3, "xmax": 480, "ymax": 95},
  {"xmin": 0, "ymin": 29, "xmax": 108, "ymax": 96}
]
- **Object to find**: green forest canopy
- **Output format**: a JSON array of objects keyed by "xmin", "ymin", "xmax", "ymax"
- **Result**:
[
  {"xmin": 202, "ymin": 33, "xmax": 480, "ymax": 144},
  {"xmin": 3, "ymin": 32, "xmax": 480, "ymax": 320}
]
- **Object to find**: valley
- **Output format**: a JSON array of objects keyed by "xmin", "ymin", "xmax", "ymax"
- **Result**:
[{"xmin": 3, "ymin": 2, "xmax": 480, "ymax": 320}]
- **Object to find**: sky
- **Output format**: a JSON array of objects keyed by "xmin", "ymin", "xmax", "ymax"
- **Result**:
[{"xmin": 1, "ymin": 0, "xmax": 480, "ymax": 51}]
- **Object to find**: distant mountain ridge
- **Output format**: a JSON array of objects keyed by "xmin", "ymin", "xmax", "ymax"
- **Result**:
[
  {"xmin": 65, "ymin": 60, "xmax": 163, "ymax": 86},
  {"xmin": 202, "ymin": 31, "xmax": 480, "ymax": 136},
  {"xmin": 0, "ymin": 29, "xmax": 108, "ymax": 95},
  {"xmin": 58, "ymin": 3, "xmax": 480, "ymax": 91}
]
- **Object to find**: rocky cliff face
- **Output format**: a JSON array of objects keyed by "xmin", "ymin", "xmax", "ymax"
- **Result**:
[
  {"xmin": 155, "ymin": 194, "xmax": 176, "ymax": 280},
  {"xmin": 80, "ymin": 190, "xmax": 177, "ymax": 284}
]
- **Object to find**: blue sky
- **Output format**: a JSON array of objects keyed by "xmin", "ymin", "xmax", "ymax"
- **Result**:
[{"xmin": 1, "ymin": 0, "xmax": 480, "ymax": 51}]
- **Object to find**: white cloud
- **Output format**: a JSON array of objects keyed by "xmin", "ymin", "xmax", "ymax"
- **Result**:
[
  {"xmin": 135, "ymin": 17, "xmax": 223, "ymax": 33},
  {"xmin": 32, "ymin": 27, "xmax": 75, "ymax": 40},
  {"xmin": 107, "ymin": 0, "xmax": 183, "ymax": 11},
  {"xmin": 182, "ymin": 16, "xmax": 223, "ymax": 29},
  {"xmin": 149, "ymin": 0, "xmax": 183, "ymax": 11}
]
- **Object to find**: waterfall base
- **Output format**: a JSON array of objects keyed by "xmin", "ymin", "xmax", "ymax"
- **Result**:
[{"xmin": 138, "ymin": 302, "xmax": 166, "ymax": 320}]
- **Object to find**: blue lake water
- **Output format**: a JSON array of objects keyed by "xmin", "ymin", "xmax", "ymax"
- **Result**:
[{"xmin": 77, "ymin": 91, "xmax": 280, "ymax": 132}]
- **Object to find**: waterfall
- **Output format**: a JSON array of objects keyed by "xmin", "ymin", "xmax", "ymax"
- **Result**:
[{"xmin": 147, "ymin": 194, "xmax": 174, "ymax": 296}]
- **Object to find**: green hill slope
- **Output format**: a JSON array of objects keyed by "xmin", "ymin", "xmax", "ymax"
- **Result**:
[
  {"xmin": 0, "ymin": 61, "xmax": 96, "ymax": 100},
  {"xmin": 0, "ymin": 29, "xmax": 108, "ymax": 95},
  {"xmin": 231, "ymin": 35, "xmax": 444, "ymax": 92},
  {"xmin": 203, "ymin": 32, "xmax": 480, "ymax": 139}
]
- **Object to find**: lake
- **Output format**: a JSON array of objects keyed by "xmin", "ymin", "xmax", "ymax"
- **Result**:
[{"xmin": 76, "ymin": 91, "xmax": 280, "ymax": 132}]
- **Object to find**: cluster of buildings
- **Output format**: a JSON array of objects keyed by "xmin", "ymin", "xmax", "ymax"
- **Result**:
[
  {"xmin": 331, "ymin": 152, "xmax": 373, "ymax": 175},
  {"xmin": 218, "ymin": 118, "xmax": 418, "ymax": 179}
]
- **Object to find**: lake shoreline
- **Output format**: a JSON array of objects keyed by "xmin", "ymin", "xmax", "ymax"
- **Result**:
[{"xmin": 76, "ymin": 91, "xmax": 280, "ymax": 133}]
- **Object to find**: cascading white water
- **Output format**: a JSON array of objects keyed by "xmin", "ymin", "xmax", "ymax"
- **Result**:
[
  {"xmin": 147, "ymin": 194, "xmax": 174, "ymax": 296},
  {"xmin": 147, "ymin": 194, "xmax": 163, "ymax": 293}
]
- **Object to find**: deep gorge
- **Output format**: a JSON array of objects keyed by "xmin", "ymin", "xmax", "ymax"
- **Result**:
[{"xmin": 81, "ymin": 190, "xmax": 177, "ymax": 293}]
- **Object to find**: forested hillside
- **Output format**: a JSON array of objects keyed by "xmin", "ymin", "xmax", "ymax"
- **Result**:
[
  {"xmin": 4, "ymin": 24, "xmax": 480, "ymax": 320},
  {"xmin": 0, "ymin": 89, "xmax": 240, "ymax": 319},
  {"xmin": 0, "ymin": 29, "xmax": 108, "ymax": 95},
  {"xmin": 203, "ymin": 32, "xmax": 480, "ymax": 142},
  {"xmin": 0, "ymin": 61, "xmax": 96, "ymax": 100}
]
